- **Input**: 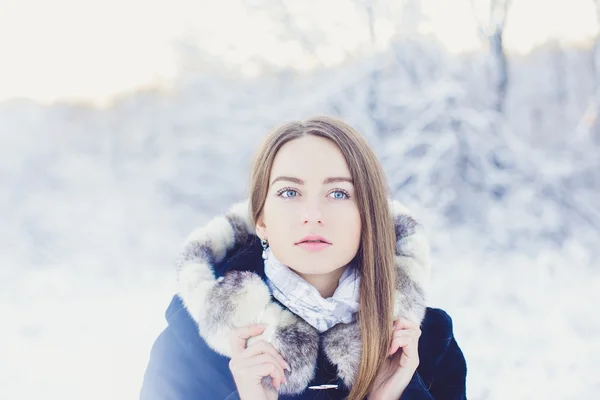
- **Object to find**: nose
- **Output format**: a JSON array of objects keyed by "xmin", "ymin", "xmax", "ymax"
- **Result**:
[{"xmin": 302, "ymin": 200, "xmax": 324, "ymax": 225}]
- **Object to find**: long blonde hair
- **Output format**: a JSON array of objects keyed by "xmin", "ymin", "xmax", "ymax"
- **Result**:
[{"xmin": 248, "ymin": 116, "xmax": 396, "ymax": 400}]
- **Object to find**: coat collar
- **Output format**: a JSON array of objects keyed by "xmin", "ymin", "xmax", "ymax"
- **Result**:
[{"xmin": 175, "ymin": 199, "xmax": 431, "ymax": 395}]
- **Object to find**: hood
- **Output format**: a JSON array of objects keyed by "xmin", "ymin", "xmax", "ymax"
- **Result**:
[{"xmin": 175, "ymin": 198, "xmax": 431, "ymax": 395}]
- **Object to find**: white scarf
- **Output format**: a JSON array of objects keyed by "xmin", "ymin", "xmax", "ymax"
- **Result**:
[{"xmin": 263, "ymin": 247, "xmax": 361, "ymax": 333}]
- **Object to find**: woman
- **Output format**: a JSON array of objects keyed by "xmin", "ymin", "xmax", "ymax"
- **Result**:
[{"xmin": 140, "ymin": 116, "xmax": 467, "ymax": 400}]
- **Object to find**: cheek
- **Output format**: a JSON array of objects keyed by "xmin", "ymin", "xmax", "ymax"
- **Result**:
[
  {"xmin": 335, "ymin": 206, "xmax": 361, "ymax": 245},
  {"xmin": 263, "ymin": 200, "xmax": 296, "ymax": 236},
  {"xmin": 350, "ymin": 213, "xmax": 362, "ymax": 246}
]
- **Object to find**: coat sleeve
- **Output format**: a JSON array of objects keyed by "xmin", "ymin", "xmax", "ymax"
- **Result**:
[
  {"xmin": 426, "ymin": 336, "xmax": 467, "ymax": 400},
  {"xmin": 400, "ymin": 309, "xmax": 467, "ymax": 400},
  {"xmin": 139, "ymin": 326, "xmax": 238, "ymax": 400},
  {"xmin": 139, "ymin": 328, "xmax": 200, "ymax": 400},
  {"xmin": 399, "ymin": 371, "xmax": 435, "ymax": 400}
]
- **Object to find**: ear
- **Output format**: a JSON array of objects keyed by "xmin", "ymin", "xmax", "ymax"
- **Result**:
[{"xmin": 255, "ymin": 213, "xmax": 267, "ymax": 240}]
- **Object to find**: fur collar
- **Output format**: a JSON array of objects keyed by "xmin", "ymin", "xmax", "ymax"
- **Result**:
[{"xmin": 175, "ymin": 199, "xmax": 431, "ymax": 395}]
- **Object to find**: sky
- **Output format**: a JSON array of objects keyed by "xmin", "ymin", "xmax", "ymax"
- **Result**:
[{"xmin": 0, "ymin": 0, "xmax": 598, "ymax": 104}]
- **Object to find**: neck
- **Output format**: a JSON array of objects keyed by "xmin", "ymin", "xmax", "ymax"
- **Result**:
[{"xmin": 295, "ymin": 266, "xmax": 348, "ymax": 298}]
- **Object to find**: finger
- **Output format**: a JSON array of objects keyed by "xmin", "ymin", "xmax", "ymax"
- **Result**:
[
  {"xmin": 393, "ymin": 321, "xmax": 421, "ymax": 344},
  {"xmin": 390, "ymin": 330, "xmax": 419, "ymax": 359},
  {"xmin": 389, "ymin": 329, "xmax": 415, "ymax": 353},
  {"xmin": 251, "ymin": 362, "xmax": 285, "ymax": 389},
  {"xmin": 269, "ymin": 362, "xmax": 286, "ymax": 391},
  {"xmin": 231, "ymin": 353, "xmax": 285, "ymax": 384},
  {"xmin": 230, "ymin": 324, "xmax": 265, "ymax": 356},
  {"xmin": 238, "ymin": 353, "xmax": 284, "ymax": 372},
  {"xmin": 243, "ymin": 357, "xmax": 286, "ymax": 389},
  {"xmin": 389, "ymin": 334, "xmax": 411, "ymax": 356},
  {"xmin": 394, "ymin": 318, "xmax": 421, "ymax": 331},
  {"xmin": 244, "ymin": 340, "xmax": 291, "ymax": 371}
]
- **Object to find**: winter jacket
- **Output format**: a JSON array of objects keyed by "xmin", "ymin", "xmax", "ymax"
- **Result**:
[{"xmin": 140, "ymin": 199, "xmax": 467, "ymax": 400}]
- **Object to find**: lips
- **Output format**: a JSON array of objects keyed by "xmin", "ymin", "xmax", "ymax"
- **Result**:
[
  {"xmin": 295, "ymin": 235, "xmax": 331, "ymax": 245},
  {"xmin": 296, "ymin": 240, "xmax": 331, "ymax": 252}
]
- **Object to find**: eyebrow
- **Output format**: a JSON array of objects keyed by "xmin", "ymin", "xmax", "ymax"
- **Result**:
[{"xmin": 271, "ymin": 176, "xmax": 353, "ymax": 185}]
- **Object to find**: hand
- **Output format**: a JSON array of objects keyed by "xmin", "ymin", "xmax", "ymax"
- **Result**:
[
  {"xmin": 368, "ymin": 318, "xmax": 421, "ymax": 400},
  {"xmin": 229, "ymin": 324, "xmax": 291, "ymax": 400}
]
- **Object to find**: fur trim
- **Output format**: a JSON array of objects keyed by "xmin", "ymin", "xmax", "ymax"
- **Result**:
[{"xmin": 175, "ymin": 198, "xmax": 431, "ymax": 394}]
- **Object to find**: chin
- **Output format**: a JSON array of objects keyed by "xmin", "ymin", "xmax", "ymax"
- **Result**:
[
  {"xmin": 278, "ymin": 248, "xmax": 354, "ymax": 275},
  {"xmin": 287, "ymin": 259, "xmax": 345, "ymax": 276}
]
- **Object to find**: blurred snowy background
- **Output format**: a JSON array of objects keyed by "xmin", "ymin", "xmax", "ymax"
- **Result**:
[{"xmin": 1, "ymin": 0, "xmax": 599, "ymax": 399}]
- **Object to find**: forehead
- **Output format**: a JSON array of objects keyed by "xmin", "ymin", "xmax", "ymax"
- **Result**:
[{"xmin": 271, "ymin": 135, "xmax": 350, "ymax": 177}]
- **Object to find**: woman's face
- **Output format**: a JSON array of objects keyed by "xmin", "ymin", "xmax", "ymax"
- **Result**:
[{"xmin": 256, "ymin": 135, "xmax": 361, "ymax": 275}]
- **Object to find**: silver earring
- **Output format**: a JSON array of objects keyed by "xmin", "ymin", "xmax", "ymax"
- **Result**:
[{"xmin": 261, "ymin": 238, "xmax": 269, "ymax": 260}]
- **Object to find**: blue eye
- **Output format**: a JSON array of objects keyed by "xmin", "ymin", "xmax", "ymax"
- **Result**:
[
  {"xmin": 329, "ymin": 190, "xmax": 349, "ymax": 199},
  {"xmin": 279, "ymin": 189, "xmax": 298, "ymax": 198}
]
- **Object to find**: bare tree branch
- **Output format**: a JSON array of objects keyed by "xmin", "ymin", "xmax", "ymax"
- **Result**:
[{"xmin": 469, "ymin": 0, "xmax": 511, "ymax": 113}]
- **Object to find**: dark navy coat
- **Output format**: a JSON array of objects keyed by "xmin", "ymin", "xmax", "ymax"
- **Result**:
[{"xmin": 140, "ymin": 241, "xmax": 467, "ymax": 399}]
